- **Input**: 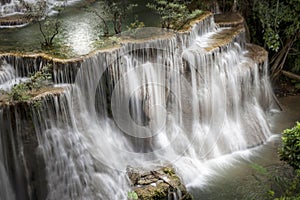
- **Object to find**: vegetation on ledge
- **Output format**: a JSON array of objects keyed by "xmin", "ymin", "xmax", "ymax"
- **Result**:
[{"xmin": 0, "ymin": 63, "xmax": 57, "ymax": 104}]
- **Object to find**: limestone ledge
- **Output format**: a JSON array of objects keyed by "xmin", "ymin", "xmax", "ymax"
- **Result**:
[
  {"xmin": 0, "ymin": 12, "xmax": 266, "ymax": 84},
  {"xmin": 0, "ymin": 12, "xmax": 213, "ymax": 63},
  {"xmin": 214, "ymin": 13, "xmax": 244, "ymax": 27},
  {"xmin": 202, "ymin": 26, "xmax": 245, "ymax": 52},
  {"xmin": 245, "ymin": 43, "xmax": 268, "ymax": 65},
  {"xmin": 0, "ymin": 87, "xmax": 65, "ymax": 106},
  {"xmin": 0, "ymin": 14, "xmax": 32, "ymax": 27},
  {"xmin": 178, "ymin": 11, "xmax": 213, "ymax": 33}
]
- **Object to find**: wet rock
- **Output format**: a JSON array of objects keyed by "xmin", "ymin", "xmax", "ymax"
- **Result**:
[
  {"xmin": 127, "ymin": 166, "xmax": 193, "ymax": 200},
  {"xmin": 214, "ymin": 13, "xmax": 244, "ymax": 27}
]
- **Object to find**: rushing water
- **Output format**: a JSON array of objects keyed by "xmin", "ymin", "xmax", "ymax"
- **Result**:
[{"xmin": 0, "ymin": 11, "xmax": 278, "ymax": 200}]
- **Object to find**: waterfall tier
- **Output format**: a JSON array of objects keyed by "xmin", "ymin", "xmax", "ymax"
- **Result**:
[
  {"xmin": 0, "ymin": 13, "xmax": 276, "ymax": 200},
  {"xmin": 0, "ymin": 0, "xmax": 85, "ymax": 28}
]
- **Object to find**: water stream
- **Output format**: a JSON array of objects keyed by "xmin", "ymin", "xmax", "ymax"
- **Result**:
[
  {"xmin": 0, "ymin": 3, "xmax": 285, "ymax": 200},
  {"xmin": 0, "ymin": 0, "xmax": 158, "ymax": 55}
]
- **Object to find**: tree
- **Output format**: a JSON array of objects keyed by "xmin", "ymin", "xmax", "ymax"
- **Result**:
[
  {"xmin": 106, "ymin": 0, "xmax": 137, "ymax": 34},
  {"xmin": 21, "ymin": 0, "xmax": 65, "ymax": 48},
  {"xmin": 252, "ymin": 0, "xmax": 300, "ymax": 80},
  {"xmin": 147, "ymin": 0, "xmax": 202, "ymax": 30},
  {"xmin": 90, "ymin": 0, "xmax": 137, "ymax": 36}
]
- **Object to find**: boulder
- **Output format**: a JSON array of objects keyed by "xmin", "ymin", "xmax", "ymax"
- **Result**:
[{"xmin": 127, "ymin": 166, "xmax": 193, "ymax": 200}]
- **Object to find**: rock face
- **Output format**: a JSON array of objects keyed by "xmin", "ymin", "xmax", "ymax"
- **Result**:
[{"xmin": 127, "ymin": 167, "xmax": 193, "ymax": 200}]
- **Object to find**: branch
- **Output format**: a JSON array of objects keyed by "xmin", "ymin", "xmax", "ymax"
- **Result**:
[
  {"xmin": 281, "ymin": 70, "xmax": 300, "ymax": 81},
  {"xmin": 38, "ymin": 20, "xmax": 47, "ymax": 45},
  {"xmin": 90, "ymin": 9, "xmax": 109, "ymax": 36},
  {"xmin": 49, "ymin": 20, "xmax": 60, "ymax": 45},
  {"xmin": 270, "ymin": 34, "xmax": 298, "ymax": 80}
]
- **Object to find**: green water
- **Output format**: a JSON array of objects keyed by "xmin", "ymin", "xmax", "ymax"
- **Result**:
[{"xmin": 0, "ymin": 0, "xmax": 159, "ymax": 56}]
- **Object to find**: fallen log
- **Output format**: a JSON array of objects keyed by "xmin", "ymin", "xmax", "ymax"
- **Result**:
[{"xmin": 282, "ymin": 70, "xmax": 300, "ymax": 81}]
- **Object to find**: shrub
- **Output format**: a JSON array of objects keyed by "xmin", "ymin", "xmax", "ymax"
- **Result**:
[
  {"xmin": 147, "ymin": 0, "xmax": 202, "ymax": 30},
  {"xmin": 280, "ymin": 122, "xmax": 300, "ymax": 170},
  {"xmin": 9, "ymin": 64, "xmax": 52, "ymax": 101}
]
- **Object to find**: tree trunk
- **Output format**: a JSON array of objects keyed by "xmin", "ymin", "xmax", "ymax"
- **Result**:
[
  {"xmin": 270, "ymin": 35, "xmax": 297, "ymax": 81},
  {"xmin": 281, "ymin": 70, "xmax": 300, "ymax": 81}
]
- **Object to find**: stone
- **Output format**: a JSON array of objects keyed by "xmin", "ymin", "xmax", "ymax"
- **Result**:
[{"xmin": 127, "ymin": 166, "xmax": 193, "ymax": 200}]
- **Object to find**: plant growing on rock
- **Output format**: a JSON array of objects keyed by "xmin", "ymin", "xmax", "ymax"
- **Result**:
[
  {"xmin": 127, "ymin": 15, "xmax": 145, "ymax": 31},
  {"xmin": 10, "ymin": 82, "xmax": 31, "ymax": 101},
  {"xmin": 9, "ymin": 64, "xmax": 52, "ymax": 101},
  {"xmin": 127, "ymin": 191, "xmax": 138, "ymax": 200}
]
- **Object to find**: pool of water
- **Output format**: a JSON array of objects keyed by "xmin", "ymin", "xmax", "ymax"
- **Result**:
[
  {"xmin": 0, "ymin": 0, "xmax": 159, "ymax": 56},
  {"xmin": 192, "ymin": 95, "xmax": 300, "ymax": 200}
]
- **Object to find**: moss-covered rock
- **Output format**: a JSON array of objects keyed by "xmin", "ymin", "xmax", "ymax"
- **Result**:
[{"xmin": 127, "ymin": 166, "xmax": 193, "ymax": 200}]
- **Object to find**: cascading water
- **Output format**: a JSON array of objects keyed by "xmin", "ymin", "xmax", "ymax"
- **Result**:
[
  {"xmin": 0, "ymin": 59, "xmax": 15, "ymax": 84},
  {"xmin": 0, "ymin": 0, "xmax": 83, "ymax": 17},
  {"xmin": 0, "ymin": 108, "xmax": 16, "ymax": 200},
  {"xmin": 0, "ymin": 59, "xmax": 29, "ymax": 91},
  {"xmin": 0, "ymin": 14, "xmax": 276, "ymax": 199},
  {"xmin": 0, "ymin": 0, "xmax": 84, "ymax": 28}
]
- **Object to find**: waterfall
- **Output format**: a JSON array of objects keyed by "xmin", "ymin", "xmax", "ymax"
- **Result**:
[
  {"xmin": 0, "ymin": 109, "xmax": 16, "ymax": 200},
  {"xmin": 0, "ymin": 0, "xmax": 84, "ymax": 28},
  {"xmin": 0, "ymin": 59, "xmax": 15, "ymax": 84},
  {"xmin": 0, "ymin": 0, "xmax": 83, "ymax": 17},
  {"xmin": 0, "ymin": 14, "xmax": 276, "ymax": 200}
]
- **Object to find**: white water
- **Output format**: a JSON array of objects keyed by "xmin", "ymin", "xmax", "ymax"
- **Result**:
[
  {"xmin": 0, "ymin": 0, "xmax": 84, "ymax": 21},
  {"xmin": 0, "ymin": 59, "xmax": 29, "ymax": 91},
  {"xmin": 0, "ymin": 109, "xmax": 16, "ymax": 200},
  {"xmin": 0, "ymin": 60, "xmax": 15, "ymax": 84},
  {"xmin": 0, "ymin": 16, "xmax": 275, "ymax": 199}
]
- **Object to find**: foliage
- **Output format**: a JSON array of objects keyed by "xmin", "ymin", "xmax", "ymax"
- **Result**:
[
  {"xmin": 127, "ymin": 15, "xmax": 145, "ymax": 31},
  {"xmin": 248, "ymin": 123, "xmax": 300, "ymax": 199},
  {"xmin": 127, "ymin": 191, "xmax": 138, "ymax": 200},
  {"xmin": 10, "ymin": 82, "xmax": 31, "ymax": 101},
  {"xmin": 20, "ymin": 0, "xmax": 65, "ymax": 48},
  {"xmin": 250, "ymin": 163, "xmax": 300, "ymax": 200},
  {"xmin": 93, "ymin": 36, "xmax": 122, "ymax": 49},
  {"xmin": 250, "ymin": 0, "xmax": 300, "ymax": 80},
  {"xmin": 9, "ymin": 64, "xmax": 52, "ymax": 101},
  {"xmin": 253, "ymin": 0, "xmax": 284, "ymax": 52},
  {"xmin": 275, "ymin": 195, "xmax": 300, "ymax": 200},
  {"xmin": 108, "ymin": 36, "xmax": 121, "ymax": 46},
  {"xmin": 147, "ymin": 0, "xmax": 202, "ymax": 30},
  {"xmin": 206, "ymin": 0, "xmax": 300, "ymax": 80},
  {"xmin": 89, "ymin": 0, "xmax": 137, "ymax": 36},
  {"xmin": 287, "ymin": 40, "xmax": 300, "ymax": 75},
  {"xmin": 280, "ymin": 122, "xmax": 300, "ymax": 170},
  {"xmin": 86, "ymin": 5, "xmax": 110, "ymax": 37}
]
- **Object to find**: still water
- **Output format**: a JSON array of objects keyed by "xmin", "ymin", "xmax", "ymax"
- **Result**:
[{"xmin": 0, "ymin": 0, "xmax": 158, "ymax": 55}]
